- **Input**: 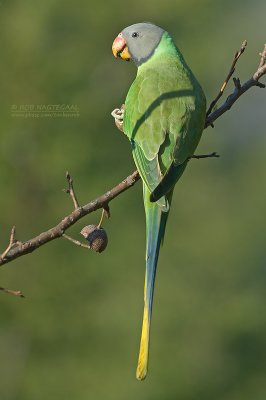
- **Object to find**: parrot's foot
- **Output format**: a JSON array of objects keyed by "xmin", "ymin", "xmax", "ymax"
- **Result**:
[{"xmin": 111, "ymin": 104, "xmax": 125, "ymax": 132}]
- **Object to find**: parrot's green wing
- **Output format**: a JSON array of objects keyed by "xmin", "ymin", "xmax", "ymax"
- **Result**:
[
  {"xmin": 131, "ymin": 141, "xmax": 169, "ymax": 210},
  {"xmin": 123, "ymin": 62, "xmax": 205, "ymax": 202},
  {"xmin": 123, "ymin": 69, "xmax": 167, "ymax": 209}
]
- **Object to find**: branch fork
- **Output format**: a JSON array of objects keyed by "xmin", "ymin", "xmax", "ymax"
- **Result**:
[
  {"xmin": 205, "ymin": 42, "xmax": 266, "ymax": 128},
  {"xmin": 1, "ymin": 226, "xmax": 20, "ymax": 261}
]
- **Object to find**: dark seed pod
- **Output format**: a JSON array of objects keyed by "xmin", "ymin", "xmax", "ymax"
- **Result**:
[{"xmin": 80, "ymin": 224, "xmax": 108, "ymax": 253}]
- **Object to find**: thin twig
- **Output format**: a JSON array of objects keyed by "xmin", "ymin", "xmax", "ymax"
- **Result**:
[
  {"xmin": 1, "ymin": 226, "xmax": 17, "ymax": 260},
  {"xmin": 0, "ymin": 286, "xmax": 25, "ymax": 298},
  {"xmin": 206, "ymin": 40, "xmax": 247, "ymax": 118},
  {"xmin": 205, "ymin": 42, "xmax": 266, "ymax": 128},
  {"xmin": 190, "ymin": 152, "xmax": 220, "ymax": 160},
  {"xmin": 62, "ymin": 234, "xmax": 91, "ymax": 249},
  {"xmin": 253, "ymin": 43, "xmax": 266, "ymax": 81},
  {"xmin": 63, "ymin": 171, "xmax": 80, "ymax": 209},
  {"xmin": 98, "ymin": 209, "xmax": 105, "ymax": 228}
]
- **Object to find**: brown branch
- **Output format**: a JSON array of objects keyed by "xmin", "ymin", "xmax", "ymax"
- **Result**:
[
  {"xmin": 205, "ymin": 42, "xmax": 266, "ymax": 128},
  {"xmin": 0, "ymin": 170, "xmax": 140, "ymax": 267},
  {"xmin": 206, "ymin": 40, "xmax": 247, "ymax": 118}
]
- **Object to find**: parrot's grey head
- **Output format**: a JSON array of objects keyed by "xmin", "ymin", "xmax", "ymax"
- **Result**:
[{"xmin": 112, "ymin": 22, "xmax": 165, "ymax": 66}]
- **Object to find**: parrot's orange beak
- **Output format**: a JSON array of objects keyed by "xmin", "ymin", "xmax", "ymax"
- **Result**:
[{"xmin": 112, "ymin": 33, "xmax": 131, "ymax": 61}]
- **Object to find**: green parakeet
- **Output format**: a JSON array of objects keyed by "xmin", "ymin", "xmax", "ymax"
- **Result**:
[{"xmin": 112, "ymin": 22, "xmax": 206, "ymax": 380}]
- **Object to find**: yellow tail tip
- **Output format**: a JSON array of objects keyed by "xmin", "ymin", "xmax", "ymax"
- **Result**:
[
  {"xmin": 136, "ymin": 363, "xmax": 147, "ymax": 381},
  {"xmin": 136, "ymin": 306, "xmax": 150, "ymax": 381}
]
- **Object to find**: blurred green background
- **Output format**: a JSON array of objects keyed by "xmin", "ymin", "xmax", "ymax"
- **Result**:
[{"xmin": 0, "ymin": 0, "xmax": 266, "ymax": 399}]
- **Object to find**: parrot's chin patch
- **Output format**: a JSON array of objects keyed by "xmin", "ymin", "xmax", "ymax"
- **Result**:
[{"xmin": 117, "ymin": 46, "xmax": 131, "ymax": 61}]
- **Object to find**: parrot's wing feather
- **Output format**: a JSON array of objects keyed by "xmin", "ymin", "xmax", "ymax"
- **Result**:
[
  {"xmin": 132, "ymin": 141, "xmax": 169, "ymax": 211},
  {"xmin": 123, "ymin": 69, "xmax": 167, "ymax": 161},
  {"xmin": 150, "ymin": 159, "xmax": 188, "ymax": 202},
  {"xmin": 123, "ymin": 68, "xmax": 177, "ymax": 211}
]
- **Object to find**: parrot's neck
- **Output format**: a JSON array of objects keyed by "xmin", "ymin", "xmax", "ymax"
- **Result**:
[{"xmin": 136, "ymin": 32, "xmax": 187, "ymax": 75}]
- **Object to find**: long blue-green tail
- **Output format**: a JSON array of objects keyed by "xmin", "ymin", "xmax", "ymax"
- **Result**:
[{"xmin": 136, "ymin": 185, "xmax": 169, "ymax": 380}]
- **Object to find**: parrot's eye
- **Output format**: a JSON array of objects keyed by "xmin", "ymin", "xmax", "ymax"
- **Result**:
[{"xmin": 131, "ymin": 32, "xmax": 139, "ymax": 38}]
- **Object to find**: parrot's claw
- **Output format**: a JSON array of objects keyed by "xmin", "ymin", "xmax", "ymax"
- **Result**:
[
  {"xmin": 111, "ymin": 104, "xmax": 125, "ymax": 132},
  {"xmin": 111, "ymin": 108, "xmax": 124, "ymax": 121}
]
